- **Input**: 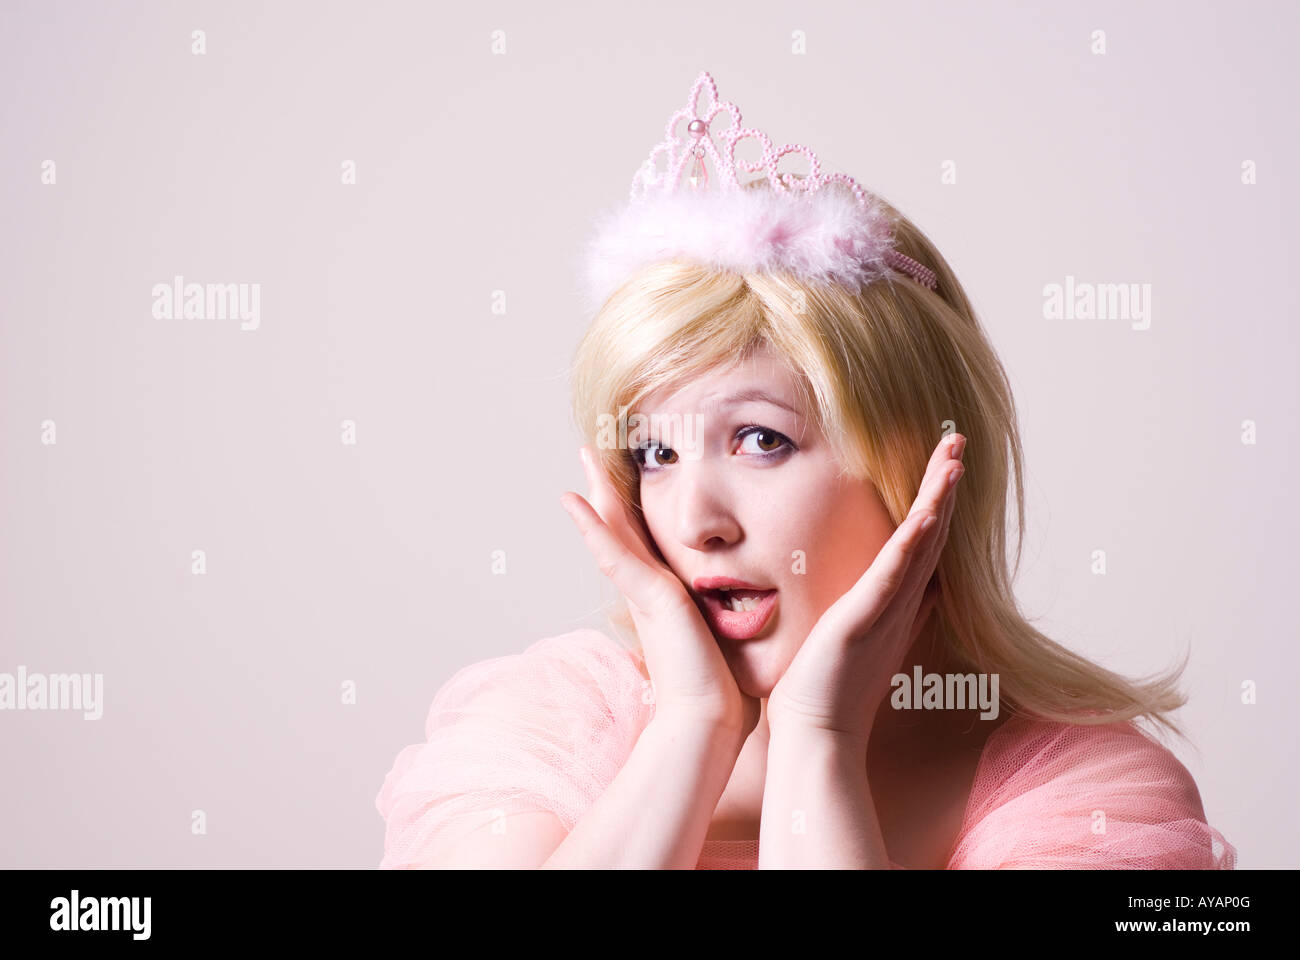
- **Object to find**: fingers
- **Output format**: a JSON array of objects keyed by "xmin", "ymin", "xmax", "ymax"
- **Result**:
[
  {"xmin": 907, "ymin": 433, "xmax": 964, "ymax": 531},
  {"xmin": 559, "ymin": 490, "xmax": 672, "ymax": 616},
  {"xmin": 825, "ymin": 500, "xmax": 933, "ymax": 642},
  {"xmin": 843, "ymin": 434, "xmax": 964, "ymax": 639},
  {"xmin": 579, "ymin": 446, "xmax": 663, "ymax": 570},
  {"xmin": 876, "ymin": 502, "xmax": 939, "ymax": 604},
  {"xmin": 891, "ymin": 434, "xmax": 964, "ymax": 625},
  {"xmin": 929, "ymin": 449, "xmax": 961, "ymax": 572},
  {"xmin": 908, "ymin": 571, "xmax": 943, "ymax": 646},
  {"xmin": 912, "ymin": 433, "xmax": 964, "ymax": 579}
]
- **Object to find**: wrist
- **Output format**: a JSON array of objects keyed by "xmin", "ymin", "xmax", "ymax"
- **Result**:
[
  {"xmin": 649, "ymin": 709, "xmax": 751, "ymax": 749},
  {"xmin": 765, "ymin": 722, "xmax": 873, "ymax": 804},
  {"xmin": 767, "ymin": 712, "xmax": 872, "ymax": 751}
]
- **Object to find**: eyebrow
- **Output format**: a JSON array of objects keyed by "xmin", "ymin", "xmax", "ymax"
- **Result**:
[{"xmin": 703, "ymin": 388, "xmax": 803, "ymax": 418}]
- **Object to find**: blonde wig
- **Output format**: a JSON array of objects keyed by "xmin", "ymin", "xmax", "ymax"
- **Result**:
[{"xmin": 569, "ymin": 196, "xmax": 1189, "ymax": 741}]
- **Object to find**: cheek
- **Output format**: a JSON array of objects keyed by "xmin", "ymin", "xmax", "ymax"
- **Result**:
[
  {"xmin": 636, "ymin": 488, "xmax": 679, "ymax": 569},
  {"xmin": 638, "ymin": 484, "xmax": 664, "ymax": 530},
  {"xmin": 779, "ymin": 482, "xmax": 893, "ymax": 612}
]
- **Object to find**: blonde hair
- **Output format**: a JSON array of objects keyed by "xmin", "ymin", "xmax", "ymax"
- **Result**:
[{"xmin": 568, "ymin": 196, "xmax": 1189, "ymax": 741}]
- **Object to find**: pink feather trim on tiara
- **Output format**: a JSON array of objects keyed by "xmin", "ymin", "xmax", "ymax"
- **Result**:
[{"xmin": 577, "ymin": 70, "xmax": 938, "ymax": 313}]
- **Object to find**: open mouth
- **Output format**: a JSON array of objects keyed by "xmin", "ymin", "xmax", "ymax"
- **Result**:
[
  {"xmin": 708, "ymin": 588, "xmax": 773, "ymax": 613},
  {"xmin": 697, "ymin": 587, "xmax": 779, "ymax": 641}
]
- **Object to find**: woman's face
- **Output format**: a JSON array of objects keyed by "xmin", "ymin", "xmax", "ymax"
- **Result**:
[{"xmin": 632, "ymin": 343, "xmax": 897, "ymax": 699}]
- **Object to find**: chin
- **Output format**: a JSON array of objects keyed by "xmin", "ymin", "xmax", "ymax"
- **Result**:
[{"xmin": 720, "ymin": 636, "xmax": 794, "ymax": 700}]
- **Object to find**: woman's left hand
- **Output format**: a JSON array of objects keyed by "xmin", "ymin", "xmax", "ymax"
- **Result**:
[{"xmin": 766, "ymin": 433, "xmax": 966, "ymax": 743}]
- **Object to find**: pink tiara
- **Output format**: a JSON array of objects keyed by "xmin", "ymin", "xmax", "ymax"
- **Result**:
[{"xmin": 579, "ymin": 70, "xmax": 938, "ymax": 312}]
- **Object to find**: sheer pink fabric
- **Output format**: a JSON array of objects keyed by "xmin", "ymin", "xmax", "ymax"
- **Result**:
[{"xmin": 376, "ymin": 628, "xmax": 1236, "ymax": 869}]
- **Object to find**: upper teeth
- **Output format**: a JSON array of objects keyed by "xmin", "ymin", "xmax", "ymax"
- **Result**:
[{"xmin": 726, "ymin": 594, "xmax": 760, "ymax": 612}]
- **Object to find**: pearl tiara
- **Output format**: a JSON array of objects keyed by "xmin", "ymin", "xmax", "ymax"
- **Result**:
[{"xmin": 578, "ymin": 70, "xmax": 939, "ymax": 313}]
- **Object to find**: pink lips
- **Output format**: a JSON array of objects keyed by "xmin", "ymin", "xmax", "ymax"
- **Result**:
[{"xmin": 691, "ymin": 576, "xmax": 779, "ymax": 641}]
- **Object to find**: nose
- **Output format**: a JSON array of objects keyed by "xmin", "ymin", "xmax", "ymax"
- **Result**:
[{"xmin": 671, "ymin": 460, "xmax": 742, "ymax": 551}]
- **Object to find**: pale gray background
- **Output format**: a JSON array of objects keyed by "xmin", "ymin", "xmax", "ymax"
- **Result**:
[{"xmin": 1, "ymin": 0, "xmax": 1294, "ymax": 867}]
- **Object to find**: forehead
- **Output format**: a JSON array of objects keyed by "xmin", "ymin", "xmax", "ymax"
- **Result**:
[{"xmin": 638, "ymin": 347, "xmax": 803, "ymax": 413}]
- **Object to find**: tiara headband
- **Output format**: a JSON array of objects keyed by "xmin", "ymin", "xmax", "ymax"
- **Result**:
[{"xmin": 578, "ymin": 70, "xmax": 938, "ymax": 313}]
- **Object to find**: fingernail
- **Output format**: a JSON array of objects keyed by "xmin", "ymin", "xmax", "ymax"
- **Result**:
[
  {"xmin": 949, "ymin": 464, "xmax": 964, "ymax": 487},
  {"xmin": 952, "ymin": 436, "xmax": 966, "ymax": 461}
]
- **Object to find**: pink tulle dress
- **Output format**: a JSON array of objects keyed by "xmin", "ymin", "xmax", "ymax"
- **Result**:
[{"xmin": 375, "ymin": 629, "xmax": 1236, "ymax": 869}]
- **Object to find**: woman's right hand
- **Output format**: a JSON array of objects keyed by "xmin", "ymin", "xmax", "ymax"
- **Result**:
[{"xmin": 560, "ymin": 445, "xmax": 760, "ymax": 739}]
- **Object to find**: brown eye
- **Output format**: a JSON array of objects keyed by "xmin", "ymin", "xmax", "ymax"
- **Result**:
[
  {"xmin": 738, "ymin": 426, "xmax": 793, "ymax": 456},
  {"xmin": 636, "ymin": 442, "xmax": 678, "ymax": 472}
]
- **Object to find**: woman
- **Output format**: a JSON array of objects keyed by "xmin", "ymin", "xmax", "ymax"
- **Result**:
[{"xmin": 375, "ymin": 71, "xmax": 1236, "ymax": 869}]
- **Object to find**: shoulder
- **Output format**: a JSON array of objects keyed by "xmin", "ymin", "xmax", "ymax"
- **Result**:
[
  {"xmin": 375, "ymin": 628, "xmax": 653, "ymax": 865},
  {"xmin": 417, "ymin": 628, "xmax": 651, "ymax": 736},
  {"xmin": 949, "ymin": 714, "xmax": 1236, "ymax": 869},
  {"xmin": 971, "ymin": 714, "xmax": 1201, "ymax": 804}
]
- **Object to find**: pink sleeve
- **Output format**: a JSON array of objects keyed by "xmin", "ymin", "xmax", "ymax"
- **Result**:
[
  {"xmin": 374, "ymin": 629, "xmax": 653, "ymax": 869},
  {"xmin": 947, "ymin": 717, "xmax": 1237, "ymax": 870}
]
